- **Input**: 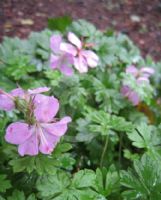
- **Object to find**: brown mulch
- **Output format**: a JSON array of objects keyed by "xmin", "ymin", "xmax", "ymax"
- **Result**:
[{"xmin": 1, "ymin": 0, "xmax": 161, "ymax": 61}]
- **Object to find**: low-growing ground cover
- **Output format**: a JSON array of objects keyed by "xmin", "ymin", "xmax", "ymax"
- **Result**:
[{"xmin": 0, "ymin": 19, "xmax": 161, "ymax": 200}]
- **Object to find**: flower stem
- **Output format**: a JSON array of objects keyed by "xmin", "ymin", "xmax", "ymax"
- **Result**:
[
  {"xmin": 118, "ymin": 132, "xmax": 123, "ymax": 171},
  {"xmin": 100, "ymin": 135, "xmax": 108, "ymax": 168}
]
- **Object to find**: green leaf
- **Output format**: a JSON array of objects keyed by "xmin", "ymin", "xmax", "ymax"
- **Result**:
[
  {"xmin": 72, "ymin": 169, "xmax": 96, "ymax": 188},
  {"xmin": 123, "ymin": 149, "xmax": 139, "ymax": 161},
  {"xmin": 70, "ymin": 19, "xmax": 97, "ymax": 37},
  {"xmin": 37, "ymin": 169, "xmax": 106, "ymax": 200},
  {"xmin": 92, "ymin": 72, "xmax": 125, "ymax": 114},
  {"xmin": 121, "ymin": 154, "xmax": 161, "ymax": 199},
  {"xmin": 9, "ymin": 156, "xmax": 36, "ymax": 174},
  {"xmin": 110, "ymin": 115, "xmax": 134, "ymax": 132},
  {"xmin": 7, "ymin": 190, "xmax": 25, "ymax": 200},
  {"xmin": 86, "ymin": 110, "xmax": 133, "ymax": 135},
  {"xmin": 127, "ymin": 123, "xmax": 160, "ymax": 149},
  {"xmin": 0, "ymin": 174, "xmax": 11, "ymax": 193},
  {"xmin": 94, "ymin": 166, "xmax": 120, "ymax": 197},
  {"xmin": 27, "ymin": 194, "xmax": 37, "ymax": 200},
  {"xmin": 7, "ymin": 190, "xmax": 36, "ymax": 200},
  {"xmin": 9, "ymin": 142, "xmax": 73, "ymax": 175},
  {"xmin": 36, "ymin": 170, "xmax": 71, "ymax": 198},
  {"xmin": 48, "ymin": 16, "xmax": 72, "ymax": 32},
  {"xmin": 0, "ymin": 73, "xmax": 16, "ymax": 90}
]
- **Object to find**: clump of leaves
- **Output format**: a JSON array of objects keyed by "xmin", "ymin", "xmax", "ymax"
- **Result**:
[{"xmin": 0, "ymin": 18, "xmax": 160, "ymax": 200}]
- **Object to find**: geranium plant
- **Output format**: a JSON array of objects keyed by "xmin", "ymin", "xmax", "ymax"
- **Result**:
[{"xmin": 0, "ymin": 18, "xmax": 161, "ymax": 200}]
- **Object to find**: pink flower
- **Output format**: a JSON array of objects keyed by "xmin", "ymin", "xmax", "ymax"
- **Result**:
[
  {"xmin": 5, "ymin": 117, "xmax": 71, "ymax": 156},
  {"xmin": 50, "ymin": 35, "xmax": 74, "ymax": 76},
  {"xmin": 121, "ymin": 65, "xmax": 154, "ymax": 105},
  {"xmin": 12, "ymin": 86, "xmax": 50, "ymax": 100},
  {"xmin": 60, "ymin": 32, "xmax": 99, "ymax": 73},
  {"xmin": 121, "ymin": 85, "xmax": 140, "ymax": 106},
  {"xmin": 5, "ymin": 93, "xmax": 72, "ymax": 156},
  {"xmin": 126, "ymin": 65, "xmax": 154, "ymax": 84},
  {"xmin": 0, "ymin": 87, "xmax": 51, "ymax": 111}
]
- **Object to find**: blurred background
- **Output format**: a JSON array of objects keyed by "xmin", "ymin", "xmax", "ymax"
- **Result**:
[{"xmin": 0, "ymin": 0, "xmax": 161, "ymax": 60}]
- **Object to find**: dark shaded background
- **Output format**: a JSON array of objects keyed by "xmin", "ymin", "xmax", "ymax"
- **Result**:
[{"xmin": 1, "ymin": 0, "xmax": 161, "ymax": 60}]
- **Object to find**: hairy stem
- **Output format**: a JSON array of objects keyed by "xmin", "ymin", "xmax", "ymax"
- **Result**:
[
  {"xmin": 118, "ymin": 132, "xmax": 123, "ymax": 170},
  {"xmin": 100, "ymin": 135, "xmax": 108, "ymax": 168}
]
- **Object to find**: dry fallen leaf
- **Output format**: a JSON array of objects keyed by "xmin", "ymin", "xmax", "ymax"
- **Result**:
[
  {"xmin": 4, "ymin": 22, "xmax": 13, "ymax": 29},
  {"xmin": 20, "ymin": 19, "xmax": 34, "ymax": 25}
]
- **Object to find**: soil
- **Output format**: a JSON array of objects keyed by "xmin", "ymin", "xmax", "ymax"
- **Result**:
[{"xmin": 1, "ymin": 0, "xmax": 161, "ymax": 61}]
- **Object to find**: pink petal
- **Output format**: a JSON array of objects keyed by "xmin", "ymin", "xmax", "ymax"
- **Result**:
[
  {"xmin": 74, "ymin": 56, "xmax": 88, "ymax": 73},
  {"xmin": 59, "ymin": 54, "xmax": 74, "ymax": 76},
  {"xmin": 50, "ymin": 53, "xmax": 74, "ymax": 76},
  {"xmin": 68, "ymin": 32, "xmax": 82, "ymax": 49},
  {"xmin": 60, "ymin": 42, "xmax": 77, "ymax": 56},
  {"xmin": 60, "ymin": 65, "xmax": 73, "ymax": 76},
  {"xmin": 34, "ymin": 94, "xmax": 59, "ymax": 122},
  {"xmin": 137, "ymin": 77, "xmax": 149, "ymax": 84},
  {"xmin": 50, "ymin": 35, "xmax": 62, "ymax": 54},
  {"xmin": 82, "ymin": 50, "xmax": 99, "ymax": 68},
  {"xmin": 128, "ymin": 91, "xmax": 140, "ymax": 106},
  {"xmin": 62, "ymin": 53, "xmax": 74, "ymax": 65},
  {"xmin": 11, "ymin": 88, "xmax": 25, "ymax": 98},
  {"xmin": 120, "ymin": 85, "xmax": 131, "ymax": 97},
  {"xmin": 42, "ymin": 116, "xmax": 72, "ymax": 136},
  {"xmin": 50, "ymin": 54, "xmax": 61, "ymax": 69},
  {"xmin": 18, "ymin": 127, "xmax": 38, "ymax": 156},
  {"xmin": 0, "ymin": 94, "xmax": 14, "ymax": 111},
  {"xmin": 39, "ymin": 127, "xmax": 59, "ymax": 154},
  {"xmin": 121, "ymin": 86, "xmax": 140, "ymax": 105},
  {"xmin": 28, "ymin": 87, "xmax": 50, "ymax": 95},
  {"xmin": 5, "ymin": 122, "xmax": 31, "ymax": 145},
  {"xmin": 140, "ymin": 67, "xmax": 155, "ymax": 75},
  {"xmin": 126, "ymin": 65, "xmax": 138, "ymax": 77}
]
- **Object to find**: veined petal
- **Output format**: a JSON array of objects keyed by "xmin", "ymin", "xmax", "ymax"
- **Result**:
[
  {"xmin": 82, "ymin": 50, "xmax": 99, "ymax": 68},
  {"xmin": 5, "ymin": 122, "xmax": 31, "ymax": 145},
  {"xmin": 50, "ymin": 35, "xmax": 62, "ymax": 54},
  {"xmin": 28, "ymin": 87, "xmax": 50, "ymax": 95},
  {"xmin": 68, "ymin": 32, "xmax": 82, "ymax": 49},
  {"xmin": 42, "ymin": 116, "xmax": 72, "ymax": 136},
  {"xmin": 34, "ymin": 94, "xmax": 59, "ymax": 123},
  {"xmin": 18, "ymin": 127, "xmax": 38, "ymax": 156},
  {"xmin": 74, "ymin": 56, "xmax": 88, "ymax": 73},
  {"xmin": 60, "ymin": 42, "xmax": 77, "ymax": 56},
  {"xmin": 126, "ymin": 65, "xmax": 138, "ymax": 77},
  {"xmin": 0, "ymin": 94, "xmax": 14, "ymax": 111},
  {"xmin": 39, "ymin": 126, "xmax": 59, "ymax": 154}
]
